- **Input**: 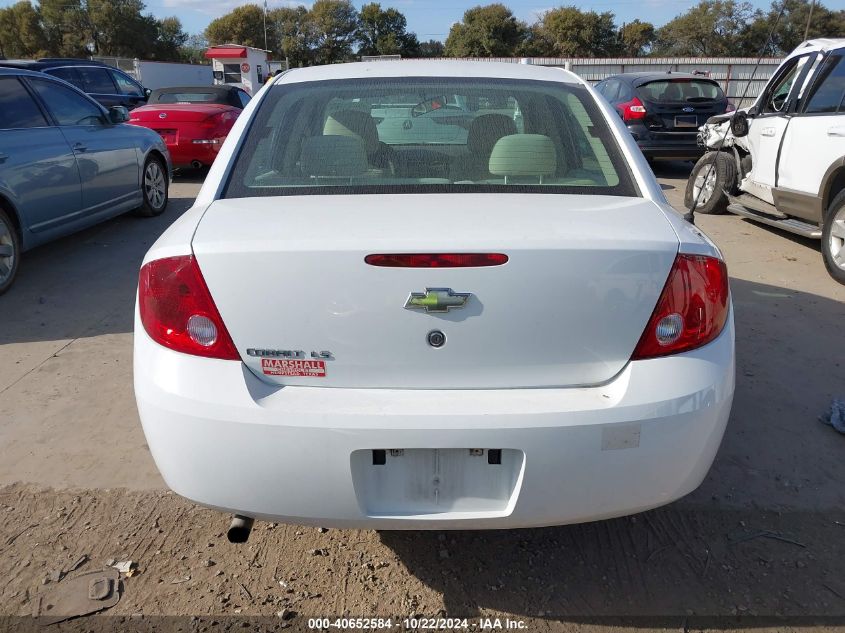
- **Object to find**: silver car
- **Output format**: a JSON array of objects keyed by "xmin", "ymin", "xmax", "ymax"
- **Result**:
[{"xmin": 0, "ymin": 67, "xmax": 171, "ymax": 294}]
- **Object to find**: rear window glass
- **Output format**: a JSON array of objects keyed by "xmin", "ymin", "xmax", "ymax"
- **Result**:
[
  {"xmin": 224, "ymin": 77, "xmax": 637, "ymax": 199},
  {"xmin": 637, "ymin": 80, "xmax": 723, "ymax": 103},
  {"xmin": 155, "ymin": 91, "xmax": 224, "ymax": 104}
]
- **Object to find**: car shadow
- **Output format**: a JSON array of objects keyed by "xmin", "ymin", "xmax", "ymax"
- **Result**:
[
  {"xmin": 734, "ymin": 216, "xmax": 822, "ymax": 251},
  {"xmin": 0, "ymin": 196, "xmax": 193, "ymax": 345},
  {"xmin": 173, "ymin": 167, "xmax": 210, "ymax": 184},
  {"xmin": 649, "ymin": 160, "xmax": 694, "ymax": 180},
  {"xmin": 377, "ymin": 277, "xmax": 845, "ymax": 622}
]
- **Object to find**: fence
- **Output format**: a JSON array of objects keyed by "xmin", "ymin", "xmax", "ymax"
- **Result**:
[
  {"xmin": 94, "ymin": 54, "xmax": 784, "ymax": 107},
  {"xmin": 409, "ymin": 56, "xmax": 784, "ymax": 107}
]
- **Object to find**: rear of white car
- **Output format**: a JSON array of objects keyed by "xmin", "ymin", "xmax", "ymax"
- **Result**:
[{"xmin": 134, "ymin": 62, "xmax": 734, "ymax": 530}]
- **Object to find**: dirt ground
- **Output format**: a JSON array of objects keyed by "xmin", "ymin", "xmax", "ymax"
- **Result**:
[{"xmin": 1, "ymin": 163, "xmax": 844, "ymax": 631}]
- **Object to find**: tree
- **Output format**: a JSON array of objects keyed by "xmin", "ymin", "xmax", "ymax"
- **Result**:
[
  {"xmin": 654, "ymin": 0, "xmax": 755, "ymax": 56},
  {"xmin": 444, "ymin": 4, "xmax": 527, "ymax": 57},
  {"xmin": 205, "ymin": 4, "xmax": 273, "ymax": 53},
  {"xmin": 528, "ymin": 6, "xmax": 620, "ymax": 57},
  {"xmin": 153, "ymin": 16, "xmax": 188, "ymax": 60},
  {"xmin": 750, "ymin": 0, "xmax": 845, "ymax": 55},
  {"xmin": 619, "ymin": 19, "xmax": 656, "ymax": 56},
  {"xmin": 0, "ymin": 1, "xmax": 48, "ymax": 58},
  {"xmin": 418, "ymin": 39, "xmax": 445, "ymax": 58},
  {"xmin": 357, "ymin": 3, "xmax": 419, "ymax": 57},
  {"xmin": 269, "ymin": 5, "xmax": 316, "ymax": 67},
  {"xmin": 39, "ymin": 0, "xmax": 88, "ymax": 57},
  {"xmin": 81, "ymin": 0, "xmax": 161, "ymax": 57},
  {"xmin": 179, "ymin": 33, "xmax": 209, "ymax": 64},
  {"xmin": 309, "ymin": 0, "xmax": 359, "ymax": 64}
]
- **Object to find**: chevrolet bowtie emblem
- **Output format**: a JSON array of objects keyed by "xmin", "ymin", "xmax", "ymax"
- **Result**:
[{"xmin": 404, "ymin": 288, "xmax": 471, "ymax": 313}]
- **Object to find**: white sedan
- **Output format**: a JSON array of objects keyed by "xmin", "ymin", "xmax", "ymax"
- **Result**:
[{"xmin": 134, "ymin": 61, "xmax": 734, "ymax": 536}]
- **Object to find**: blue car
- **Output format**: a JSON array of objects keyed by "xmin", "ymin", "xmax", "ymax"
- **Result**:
[{"xmin": 0, "ymin": 67, "xmax": 171, "ymax": 294}]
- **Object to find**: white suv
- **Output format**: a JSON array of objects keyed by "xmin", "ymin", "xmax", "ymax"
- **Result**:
[{"xmin": 688, "ymin": 38, "xmax": 845, "ymax": 284}]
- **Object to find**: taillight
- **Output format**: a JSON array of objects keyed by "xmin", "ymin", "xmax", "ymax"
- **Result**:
[
  {"xmin": 365, "ymin": 253, "xmax": 508, "ymax": 267},
  {"xmin": 138, "ymin": 255, "xmax": 239, "ymax": 360},
  {"xmin": 631, "ymin": 254, "xmax": 729, "ymax": 360},
  {"xmin": 617, "ymin": 97, "xmax": 647, "ymax": 121}
]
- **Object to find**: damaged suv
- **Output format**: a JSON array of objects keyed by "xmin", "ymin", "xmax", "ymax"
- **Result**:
[{"xmin": 687, "ymin": 38, "xmax": 845, "ymax": 284}]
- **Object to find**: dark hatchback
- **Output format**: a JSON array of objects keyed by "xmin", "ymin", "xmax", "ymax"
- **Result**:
[
  {"xmin": 595, "ymin": 72, "xmax": 732, "ymax": 160},
  {"xmin": 0, "ymin": 59, "xmax": 149, "ymax": 110}
]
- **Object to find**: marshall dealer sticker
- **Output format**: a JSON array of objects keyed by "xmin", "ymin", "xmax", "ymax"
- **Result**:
[{"xmin": 261, "ymin": 358, "xmax": 327, "ymax": 377}]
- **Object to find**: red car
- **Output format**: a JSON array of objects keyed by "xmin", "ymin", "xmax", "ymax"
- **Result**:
[{"xmin": 128, "ymin": 86, "xmax": 250, "ymax": 169}]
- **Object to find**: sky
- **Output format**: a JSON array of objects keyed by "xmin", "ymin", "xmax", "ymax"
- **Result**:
[{"xmin": 2, "ymin": 0, "xmax": 777, "ymax": 41}]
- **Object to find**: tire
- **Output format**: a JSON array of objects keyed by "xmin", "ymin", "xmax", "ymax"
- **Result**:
[
  {"xmin": 684, "ymin": 152, "xmax": 737, "ymax": 215},
  {"xmin": 134, "ymin": 156, "xmax": 169, "ymax": 217},
  {"xmin": 0, "ymin": 207, "xmax": 21, "ymax": 295},
  {"xmin": 821, "ymin": 189, "xmax": 845, "ymax": 285}
]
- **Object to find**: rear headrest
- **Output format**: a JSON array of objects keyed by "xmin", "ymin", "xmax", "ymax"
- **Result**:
[
  {"xmin": 662, "ymin": 83, "xmax": 683, "ymax": 101},
  {"xmin": 300, "ymin": 135, "xmax": 367, "ymax": 178},
  {"xmin": 467, "ymin": 113, "xmax": 517, "ymax": 157},
  {"xmin": 323, "ymin": 110, "xmax": 380, "ymax": 155},
  {"xmin": 488, "ymin": 134, "xmax": 556, "ymax": 178}
]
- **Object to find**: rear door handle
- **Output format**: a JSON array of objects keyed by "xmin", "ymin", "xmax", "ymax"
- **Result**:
[
  {"xmin": 72, "ymin": 143, "xmax": 87, "ymax": 153},
  {"xmin": 828, "ymin": 127, "xmax": 845, "ymax": 137},
  {"xmin": 0, "ymin": 152, "xmax": 8, "ymax": 163}
]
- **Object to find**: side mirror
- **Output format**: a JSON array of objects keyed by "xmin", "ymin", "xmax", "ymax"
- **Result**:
[
  {"xmin": 109, "ymin": 105, "xmax": 130, "ymax": 124},
  {"xmin": 730, "ymin": 111, "xmax": 749, "ymax": 138}
]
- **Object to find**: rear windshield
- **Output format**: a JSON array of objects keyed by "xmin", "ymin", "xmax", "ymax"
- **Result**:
[
  {"xmin": 637, "ymin": 79, "xmax": 724, "ymax": 103},
  {"xmin": 223, "ymin": 77, "xmax": 637, "ymax": 199},
  {"xmin": 153, "ymin": 91, "xmax": 225, "ymax": 104}
]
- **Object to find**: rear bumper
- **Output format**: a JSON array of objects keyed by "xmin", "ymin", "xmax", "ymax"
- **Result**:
[
  {"xmin": 168, "ymin": 142, "xmax": 221, "ymax": 168},
  {"xmin": 627, "ymin": 125, "xmax": 704, "ymax": 160},
  {"xmin": 134, "ymin": 311, "xmax": 735, "ymax": 529}
]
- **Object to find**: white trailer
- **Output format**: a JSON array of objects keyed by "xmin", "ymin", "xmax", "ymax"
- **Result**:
[
  {"xmin": 205, "ymin": 45, "xmax": 270, "ymax": 96},
  {"xmin": 133, "ymin": 60, "xmax": 212, "ymax": 90},
  {"xmin": 93, "ymin": 57, "xmax": 213, "ymax": 90}
]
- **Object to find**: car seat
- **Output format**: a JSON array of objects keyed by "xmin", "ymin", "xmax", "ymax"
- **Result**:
[{"xmin": 323, "ymin": 110, "xmax": 396, "ymax": 175}]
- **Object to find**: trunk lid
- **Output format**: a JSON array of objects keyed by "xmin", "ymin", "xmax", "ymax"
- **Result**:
[
  {"xmin": 129, "ymin": 104, "xmax": 231, "ymax": 124},
  {"xmin": 192, "ymin": 194, "xmax": 679, "ymax": 389}
]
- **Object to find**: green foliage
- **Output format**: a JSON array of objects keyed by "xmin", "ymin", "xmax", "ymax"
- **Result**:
[
  {"xmin": 205, "ymin": 4, "xmax": 272, "ymax": 52},
  {"xmin": 418, "ymin": 39, "xmax": 446, "ymax": 58},
  {"xmin": 39, "ymin": 0, "xmax": 88, "ymax": 57},
  {"xmin": 654, "ymin": 0, "xmax": 756, "ymax": 56},
  {"xmin": 358, "ymin": 3, "xmax": 419, "ymax": 57},
  {"xmin": 529, "ymin": 6, "xmax": 621, "ymax": 57},
  {"xmin": 309, "ymin": 0, "xmax": 359, "ymax": 64},
  {"xmin": 179, "ymin": 34, "xmax": 209, "ymax": 64},
  {"xmin": 0, "ymin": 0, "xmax": 188, "ymax": 60},
  {"xmin": 619, "ymin": 20, "xmax": 656, "ymax": 56},
  {"xmin": 154, "ymin": 17, "xmax": 189, "ymax": 60},
  {"xmin": 0, "ymin": 1, "xmax": 48, "ymax": 58},
  {"xmin": 444, "ymin": 4, "xmax": 527, "ymax": 57},
  {"xmin": 269, "ymin": 6, "xmax": 315, "ymax": 67},
  {"xmin": 754, "ymin": 0, "xmax": 845, "ymax": 55},
  {"xmin": 0, "ymin": 0, "xmax": 841, "ymax": 66}
]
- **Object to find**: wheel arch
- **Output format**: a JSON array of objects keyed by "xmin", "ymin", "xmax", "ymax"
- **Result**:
[
  {"xmin": 145, "ymin": 148, "xmax": 169, "ymax": 174},
  {"xmin": 0, "ymin": 193, "xmax": 25, "ymax": 250},
  {"xmin": 821, "ymin": 160, "xmax": 845, "ymax": 215}
]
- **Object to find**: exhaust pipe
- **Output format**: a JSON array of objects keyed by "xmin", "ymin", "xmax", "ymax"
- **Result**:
[
  {"xmin": 191, "ymin": 160, "xmax": 203, "ymax": 170},
  {"xmin": 227, "ymin": 515, "xmax": 254, "ymax": 543}
]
